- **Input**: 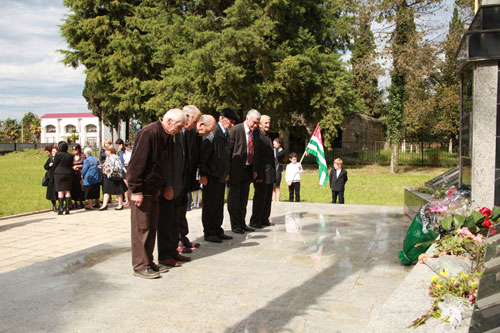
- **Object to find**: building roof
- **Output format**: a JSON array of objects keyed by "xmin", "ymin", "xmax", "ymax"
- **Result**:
[{"xmin": 41, "ymin": 113, "xmax": 97, "ymax": 119}]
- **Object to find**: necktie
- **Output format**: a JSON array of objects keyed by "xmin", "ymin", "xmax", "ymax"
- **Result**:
[{"xmin": 247, "ymin": 131, "xmax": 254, "ymax": 165}]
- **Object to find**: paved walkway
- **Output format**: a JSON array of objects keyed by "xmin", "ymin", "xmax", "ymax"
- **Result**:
[{"xmin": 0, "ymin": 202, "xmax": 413, "ymax": 332}]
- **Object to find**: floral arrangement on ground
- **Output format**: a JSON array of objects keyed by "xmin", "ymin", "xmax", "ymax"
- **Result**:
[{"xmin": 406, "ymin": 187, "xmax": 500, "ymax": 328}]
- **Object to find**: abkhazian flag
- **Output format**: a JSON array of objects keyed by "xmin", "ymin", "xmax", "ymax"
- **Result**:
[{"xmin": 305, "ymin": 124, "xmax": 329, "ymax": 186}]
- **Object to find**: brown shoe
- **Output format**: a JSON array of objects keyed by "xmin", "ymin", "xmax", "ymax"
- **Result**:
[
  {"xmin": 159, "ymin": 258, "xmax": 182, "ymax": 267},
  {"xmin": 174, "ymin": 254, "xmax": 191, "ymax": 262},
  {"xmin": 133, "ymin": 268, "xmax": 160, "ymax": 279}
]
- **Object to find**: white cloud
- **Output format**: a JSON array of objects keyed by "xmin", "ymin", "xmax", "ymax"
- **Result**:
[{"xmin": 0, "ymin": 0, "xmax": 87, "ymax": 121}]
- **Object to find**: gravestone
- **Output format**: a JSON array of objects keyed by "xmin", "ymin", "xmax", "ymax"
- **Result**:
[{"xmin": 456, "ymin": 1, "xmax": 500, "ymax": 208}]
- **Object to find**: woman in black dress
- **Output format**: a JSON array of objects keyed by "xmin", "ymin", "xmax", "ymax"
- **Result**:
[
  {"xmin": 272, "ymin": 138, "xmax": 286, "ymax": 202},
  {"xmin": 99, "ymin": 145, "xmax": 126, "ymax": 210},
  {"xmin": 53, "ymin": 141, "xmax": 74, "ymax": 215},
  {"xmin": 70, "ymin": 144, "xmax": 85, "ymax": 209},
  {"xmin": 43, "ymin": 145, "xmax": 58, "ymax": 211}
]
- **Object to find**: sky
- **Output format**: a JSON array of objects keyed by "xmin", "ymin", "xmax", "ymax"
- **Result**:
[
  {"xmin": 0, "ymin": 0, "xmax": 458, "ymax": 122},
  {"xmin": 0, "ymin": 0, "xmax": 87, "ymax": 121}
]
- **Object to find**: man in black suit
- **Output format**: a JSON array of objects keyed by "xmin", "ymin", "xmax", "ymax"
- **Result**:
[
  {"xmin": 329, "ymin": 158, "xmax": 348, "ymax": 204},
  {"xmin": 227, "ymin": 109, "xmax": 261, "ymax": 234},
  {"xmin": 178, "ymin": 111, "xmax": 216, "ymax": 253},
  {"xmin": 157, "ymin": 114, "xmax": 192, "ymax": 268},
  {"xmin": 199, "ymin": 108, "xmax": 240, "ymax": 243},
  {"xmin": 250, "ymin": 115, "xmax": 275, "ymax": 228}
]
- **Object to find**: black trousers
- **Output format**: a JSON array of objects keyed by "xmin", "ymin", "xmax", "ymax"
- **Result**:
[
  {"xmin": 202, "ymin": 176, "xmax": 226, "ymax": 237},
  {"xmin": 178, "ymin": 193, "xmax": 190, "ymax": 246},
  {"xmin": 227, "ymin": 166, "xmax": 252, "ymax": 230},
  {"xmin": 250, "ymin": 182, "xmax": 273, "ymax": 226},
  {"xmin": 157, "ymin": 196, "xmax": 180, "ymax": 261},
  {"xmin": 332, "ymin": 190, "xmax": 345, "ymax": 204},
  {"xmin": 288, "ymin": 182, "xmax": 300, "ymax": 202}
]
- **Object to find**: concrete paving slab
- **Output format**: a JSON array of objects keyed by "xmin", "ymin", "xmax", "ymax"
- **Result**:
[{"xmin": 0, "ymin": 202, "xmax": 416, "ymax": 332}]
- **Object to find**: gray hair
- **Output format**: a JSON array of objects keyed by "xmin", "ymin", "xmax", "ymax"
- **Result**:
[
  {"xmin": 246, "ymin": 109, "xmax": 261, "ymax": 119},
  {"xmin": 83, "ymin": 147, "xmax": 93, "ymax": 156},
  {"xmin": 200, "ymin": 114, "xmax": 214, "ymax": 127},
  {"xmin": 182, "ymin": 105, "xmax": 197, "ymax": 118},
  {"xmin": 164, "ymin": 108, "xmax": 187, "ymax": 124}
]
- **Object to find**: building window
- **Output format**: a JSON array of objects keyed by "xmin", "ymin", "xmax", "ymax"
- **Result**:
[
  {"xmin": 46, "ymin": 125, "xmax": 56, "ymax": 133},
  {"xmin": 86, "ymin": 137, "xmax": 97, "ymax": 147},
  {"xmin": 86, "ymin": 124, "xmax": 97, "ymax": 133},
  {"xmin": 65, "ymin": 125, "xmax": 76, "ymax": 133}
]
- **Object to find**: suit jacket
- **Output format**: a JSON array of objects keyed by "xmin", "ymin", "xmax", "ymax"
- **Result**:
[
  {"xmin": 228, "ymin": 122, "xmax": 260, "ymax": 184},
  {"xmin": 53, "ymin": 152, "xmax": 74, "ymax": 175},
  {"xmin": 329, "ymin": 168, "xmax": 348, "ymax": 192},
  {"xmin": 127, "ymin": 120, "xmax": 169, "ymax": 195},
  {"xmin": 165, "ymin": 131, "xmax": 188, "ymax": 198},
  {"xmin": 198, "ymin": 123, "xmax": 230, "ymax": 181},
  {"xmin": 186, "ymin": 128, "xmax": 202, "ymax": 192},
  {"xmin": 256, "ymin": 128, "xmax": 276, "ymax": 185}
]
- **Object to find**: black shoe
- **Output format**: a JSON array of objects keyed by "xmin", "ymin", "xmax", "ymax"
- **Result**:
[
  {"xmin": 249, "ymin": 223, "xmax": 263, "ymax": 229},
  {"xmin": 99, "ymin": 206, "xmax": 108, "ymax": 211},
  {"xmin": 133, "ymin": 268, "xmax": 160, "ymax": 279},
  {"xmin": 204, "ymin": 235, "xmax": 222, "ymax": 243},
  {"xmin": 243, "ymin": 225, "xmax": 255, "ymax": 232},
  {"xmin": 232, "ymin": 228, "xmax": 244, "ymax": 234},
  {"xmin": 262, "ymin": 221, "xmax": 274, "ymax": 227},
  {"xmin": 58, "ymin": 210, "xmax": 63, "ymax": 215},
  {"xmin": 218, "ymin": 233, "xmax": 233, "ymax": 240},
  {"xmin": 114, "ymin": 206, "xmax": 123, "ymax": 210},
  {"xmin": 150, "ymin": 263, "xmax": 169, "ymax": 273}
]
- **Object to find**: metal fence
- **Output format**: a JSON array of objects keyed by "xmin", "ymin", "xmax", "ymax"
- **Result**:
[
  {"xmin": 0, "ymin": 142, "xmax": 99, "ymax": 154},
  {"xmin": 330, "ymin": 141, "xmax": 459, "ymax": 167}
]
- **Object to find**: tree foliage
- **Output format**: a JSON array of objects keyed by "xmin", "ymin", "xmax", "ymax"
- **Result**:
[{"xmin": 60, "ymin": 0, "xmax": 360, "ymax": 145}]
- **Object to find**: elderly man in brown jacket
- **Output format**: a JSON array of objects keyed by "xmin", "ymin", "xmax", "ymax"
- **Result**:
[{"xmin": 127, "ymin": 109, "xmax": 186, "ymax": 279}]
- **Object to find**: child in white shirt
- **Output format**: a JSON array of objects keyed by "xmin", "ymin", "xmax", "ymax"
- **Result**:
[{"xmin": 285, "ymin": 152, "xmax": 304, "ymax": 202}]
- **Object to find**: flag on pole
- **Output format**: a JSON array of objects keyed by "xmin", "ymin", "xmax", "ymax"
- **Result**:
[{"xmin": 305, "ymin": 124, "xmax": 329, "ymax": 186}]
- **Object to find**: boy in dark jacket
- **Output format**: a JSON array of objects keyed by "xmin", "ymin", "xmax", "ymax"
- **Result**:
[{"xmin": 329, "ymin": 158, "xmax": 348, "ymax": 204}]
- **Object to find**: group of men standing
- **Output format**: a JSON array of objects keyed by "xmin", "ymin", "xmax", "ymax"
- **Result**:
[{"xmin": 127, "ymin": 106, "xmax": 278, "ymax": 279}]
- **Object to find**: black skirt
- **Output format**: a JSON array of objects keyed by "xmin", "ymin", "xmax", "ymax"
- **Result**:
[
  {"xmin": 46, "ymin": 183, "xmax": 57, "ymax": 201},
  {"xmin": 71, "ymin": 172, "xmax": 85, "ymax": 201},
  {"xmin": 102, "ymin": 176, "xmax": 127, "ymax": 195},
  {"xmin": 84, "ymin": 184, "xmax": 101, "ymax": 199},
  {"xmin": 54, "ymin": 174, "xmax": 72, "ymax": 192}
]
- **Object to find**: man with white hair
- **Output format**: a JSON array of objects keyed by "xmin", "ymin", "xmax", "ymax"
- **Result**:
[
  {"xmin": 127, "ymin": 108, "xmax": 186, "ymax": 279},
  {"xmin": 157, "ymin": 105, "xmax": 200, "ymax": 267},
  {"xmin": 227, "ymin": 109, "xmax": 261, "ymax": 234},
  {"xmin": 177, "ymin": 113, "xmax": 216, "ymax": 253},
  {"xmin": 250, "ymin": 115, "xmax": 276, "ymax": 228}
]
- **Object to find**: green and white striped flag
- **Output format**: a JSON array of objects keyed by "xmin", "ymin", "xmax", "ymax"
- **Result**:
[{"xmin": 305, "ymin": 124, "xmax": 329, "ymax": 186}]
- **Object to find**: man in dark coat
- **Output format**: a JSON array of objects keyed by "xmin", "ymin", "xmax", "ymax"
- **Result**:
[
  {"xmin": 127, "ymin": 108, "xmax": 186, "ymax": 279},
  {"xmin": 250, "ymin": 115, "xmax": 275, "ymax": 228},
  {"xmin": 199, "ymin": 108, "xmax": 240, "ymax": 243},
  {"xmin": 227, "ymin": 109, "xmax": 261, "ymax": 234},
  {"xmin": 178, "ymin": 112, "xmax": 216, "ymax": 253}
]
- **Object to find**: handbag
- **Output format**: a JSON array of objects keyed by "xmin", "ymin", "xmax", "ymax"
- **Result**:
[
  {"xmin": 108, "ymin": 172, "xmax": 122, "ymax": 181},
  {"xmin": 42, "ymin": 172, "xmax": 49, "ymax": 186}
]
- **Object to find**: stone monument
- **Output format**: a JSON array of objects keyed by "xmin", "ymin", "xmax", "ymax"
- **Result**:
[{"xmin": 456, "ymin": 0, "xmax": 500, "ymax": 208}]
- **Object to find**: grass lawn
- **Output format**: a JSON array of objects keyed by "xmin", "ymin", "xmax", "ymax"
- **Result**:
[
  {"xmin": 0, "ymin": 149, "xmax": 48, "ymax": 217},
  {"xmin": 255, "ymin": 164, "xmax": 447, "ymax": 206},
  {"xmin": 0, "ymin": 150, "xmax": 447, "ymax": 217}
]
